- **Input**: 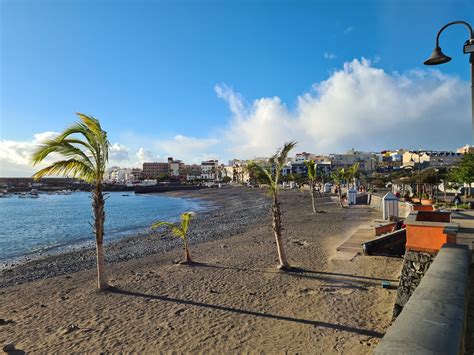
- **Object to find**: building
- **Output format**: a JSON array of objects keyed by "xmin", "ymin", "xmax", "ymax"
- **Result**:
[
  {"xmin": 376, "ymin": 150, "xmax": 404, "ymax": 172},
  {"xmin": 330, "ymin": 149, "xmax": 377, "ymax": 171},
  {"xmin": 457, "ymin": 145, "xmax": 474, "ymax": 154},
  {"xmin": 227, "ymin": 160, "xmax": 250, "ymax": 183},
  {"xmin": 130, "ymin": 168, "xmax": 142, "ymax": 180},
  {"xmin": 167, "ymin": 157, "xmax": 184, "ymax": 179},
  {"xmin": 182, "ymin": 164, "xmax": 201, "ymax": 181},
  {"xmin": 294, "ymin": 152, "xmax": 312, "ymax": 163},
  {"xmin": 142, "ymin": 162, "xmax": 169, "ymax": 179},
  {"xmin": 201, "ymin": 160, "xmax": 219, "ymax": 181},
  {"xmin": 402, "ymin": 151, "xmax": 461, "ymax": 169}
]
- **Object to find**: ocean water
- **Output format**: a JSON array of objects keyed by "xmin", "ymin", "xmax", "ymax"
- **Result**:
[{"xmin": 0, "ymin": 192, "xmax": 205, "ymax": 261}]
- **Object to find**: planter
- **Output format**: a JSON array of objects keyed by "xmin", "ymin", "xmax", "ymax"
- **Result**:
[
  {"xmin": 421, "ymin": 199, "xmax": 434, "ymax": 206},
  {"xmin": 412, "ymin": 198, "xmax": 421, "ymax": 203}
]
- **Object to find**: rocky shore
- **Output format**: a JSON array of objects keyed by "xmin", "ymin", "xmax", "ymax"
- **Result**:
[{"xmin": 0, "ymin": 186, "xmax": 270, "ymax": 288}]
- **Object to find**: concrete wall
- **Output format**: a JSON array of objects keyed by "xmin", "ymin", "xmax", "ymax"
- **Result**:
[
  {"xmin": 368, "ymin": 194, "xmax": 413, "ymax": 218},
  {"xmin": 375, "ymin": 244, "xmax": 470, "ymax": 354}
]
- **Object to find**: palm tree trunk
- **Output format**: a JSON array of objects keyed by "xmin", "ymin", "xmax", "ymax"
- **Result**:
[
  {"xmin": 310, "ymin": 184, "xmax": 318, "ymax": 213},
  {"xmin": 338, "ymin": 185, "xmax": 344, "ymax": 208},
  {"xmin": 93, "ymin": 182, "xmax": 108, "ymax": 290},
  {"xmin": 184, "ymin": 238, "xmax": 192, "ymax": 263},
  {"xmin": 272, "ymin": 195, "xmax": 290, "ymax": 270}
]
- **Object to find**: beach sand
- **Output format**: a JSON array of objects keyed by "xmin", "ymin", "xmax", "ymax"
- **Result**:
[{"xmin": 0, "ymin": 187, "xmax": 402, "ymax": 353}]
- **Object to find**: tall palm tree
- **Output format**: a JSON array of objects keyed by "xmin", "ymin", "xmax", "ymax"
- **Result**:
[
  {"xmin": 247, "ymin": 141, "xmax": 297, "ymax": 270},
  {"xmin": 304, "ymin": 160, "xmax": 319, "ymax": 213},
  {"xmin": 31, "ymin": 113, "xmax": 110, "ymax": 290},
  {"xmin": 331, "ymin": 167, "xmax": 346, "ymax": 208},
  {"xmin": 151, "ymin": 212, "xmax": 194, "ymax": 264}
]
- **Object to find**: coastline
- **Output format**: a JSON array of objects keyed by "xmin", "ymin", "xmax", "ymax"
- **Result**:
[{"xmin": 0, "ymin": 186, "xmax": 270, "ymax": 288}]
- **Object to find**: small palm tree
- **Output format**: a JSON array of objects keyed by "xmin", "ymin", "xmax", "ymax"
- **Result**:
[
  {"xmin": 331, "ymin": 167, "xmax": 347, "ymax": 208},
  {"xmin": 31, "ymin": 113, "xmax": 110, "ymax": 290},
  {"xmin": 151, "ymin": 212, "xmax": 194, "ymax": 264},
  {"xmin": 304, "ymin": 160, "xmax": 319, "ymax": 213},
  {"xmin": 247, "ymin": 141, "xmax": 297, "ymax": 270}
]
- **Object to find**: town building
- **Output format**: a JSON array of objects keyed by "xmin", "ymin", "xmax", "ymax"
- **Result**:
[
  {"xmin": 142, "ymin": 162, "xmax": 169, "ymax": 179},
  {"xmin": 167, "ymin": 157, "xmax": 184, "ymax": 179},
  {"xmin": 130, "ymin": 168, "xmax": 142, "ymax": 180},
  {"xmin": 182, "ymin": 164, "xmax": 201, "ymax": 181},
  {"xmin": 402, "ymin": 151, "xmax": 462, "ymax": 169},
  {"xmin": 200, "ymin": 160, "xmax": 219, "ymax": 181},
  {"xmin": 457, "ymin": 145, "xmax": 474, "ymax": 154},
  {"xmin": 376, "ymin": 150, "xmax": 404, "ymax": 172},
  {"xmin": 227, "ymin": 160, "xmax": 250, "ymax": 183},
  {"xmin": 330, "ymin": 149, "xmax": 377, "ymax": 171}
]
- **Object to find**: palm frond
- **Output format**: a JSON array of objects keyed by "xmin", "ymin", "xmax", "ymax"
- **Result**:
[
  {"xmin": 31, "ymin": 112, "xmax": 110, "ymax": 184},
  {"xmin": 31, "ymin": 139, "xmax": 94, "ymax": 169},
  {"xmin": 247, "ymin": 162, "xmax": 274, "ymax": 185},
  {"xmin": 180, "ymin": 212, "xmax": 193, "ymax": 235},
  {"xmin": 151, "ymin": 221, "xmax": 176, "ymax": 230},
  {"xmin": 32, "ymin": 159, "xmax": 95, "ymax": 182},
  {"xmin": 276, "ymin": 141, "xmax": 297, "ymax": 170},
  {"xmin": 171, "ymin": 227, "xmax": 184, "ymax": 238},
  {"xmin": 304, "ymin": 160, "xmax": 317, "ymax": 181}
]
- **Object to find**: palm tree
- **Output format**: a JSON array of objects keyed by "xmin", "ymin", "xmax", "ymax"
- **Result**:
[
  {"xmin": 151, "ymin": 212, "xmax": 194, "ymax": 264},
  {"xmin": 347, "ymin": 162, "xmax": 360, "ymax": 188},
  {"xmin": 331, "ymin": 167, "xmax": 347, "ymax": 208},
  {"xmin": 31, "ymin": 113, "xmax": 110, "ymax": 290},
  {"xmin": 247, "ymin": 141, "xmax": 297, "ymax": 270},
  {"xmin": 304, "ymin": 160, "xmax": 319, "ymax": 213}
]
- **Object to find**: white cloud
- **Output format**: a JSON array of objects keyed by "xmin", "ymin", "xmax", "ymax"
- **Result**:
[
  {"xmin": 218, "ymin": 58, "xmax": 470, "ymax": 158},
  {"xmin": 136, "ymin": 147, "xmax": 156, "ymax": 164},
  {"xmin": 324, "ymin": 52, "xmax": 337, "ymax": 60},
  {"xmin": 0, "ymin": 132, "xmax": 60, "ymax": 177},
  {"xmin": 344, "ymin": 26, "xmax": 354, "ymax": 34},
  {"xmin": 1, "ymin": 58, "xmax": 470, "ymax": 176},
  {"xmin": 109, "ymin": 142, "xmax": 130, "ymax": 164},
  {"xmin": 153, "ymin": 135, "xmax": 220, "ymax": 163}
]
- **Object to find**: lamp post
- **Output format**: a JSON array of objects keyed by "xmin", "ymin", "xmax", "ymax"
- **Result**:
[
  {"xmin": 435, "ymin": 168, "xmax": 439, "ymax": 203},
  {"xmin": 424, "ymin": 20, "xmax": 474, "ymax": 143},
  {"xmin": 410, "ymin": 152, "xmax": 423, "ymax": 200}
]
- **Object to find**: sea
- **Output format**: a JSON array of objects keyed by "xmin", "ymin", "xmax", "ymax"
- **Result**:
[{"xmin": 0, "ymin": 192, "xmax": 206, "ymax": 262}]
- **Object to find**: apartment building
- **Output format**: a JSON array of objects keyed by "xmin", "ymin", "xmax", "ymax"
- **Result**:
[{"xmin": 201, "ymin": 160, "xmax": 219, "ymax": 180}]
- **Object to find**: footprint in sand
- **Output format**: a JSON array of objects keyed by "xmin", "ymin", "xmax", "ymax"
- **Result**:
[{"xmin": 320, "ymin": 287, "xmax": 355, "ymax": 296}]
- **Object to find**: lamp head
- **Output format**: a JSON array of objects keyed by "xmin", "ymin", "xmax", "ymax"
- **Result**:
[{"xmin": 424, "ymin": 47, "xmax": 452, "ymax": 65}]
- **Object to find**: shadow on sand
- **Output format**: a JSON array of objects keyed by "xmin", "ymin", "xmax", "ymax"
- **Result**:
[
  {"xmin": 188, "ymin": 262, "xmax": 398, "ymax": 286},
  {"xmin": 109, "ymin": 287, "xmax": 385, "ymax": 338}
]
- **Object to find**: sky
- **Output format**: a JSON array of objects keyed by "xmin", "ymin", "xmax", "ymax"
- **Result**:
[{"xmin": 1, "ymin": 0, "xmax": 474, "ymax": 176}]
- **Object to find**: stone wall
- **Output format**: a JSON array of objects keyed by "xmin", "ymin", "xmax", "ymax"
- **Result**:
[{"xmin": 392, "ymin": 250, "xmax": 436, "ymax": 319}]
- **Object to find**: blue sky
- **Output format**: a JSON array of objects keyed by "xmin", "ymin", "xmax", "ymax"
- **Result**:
[{"xmin": 1, "ymin": 0, "xmax": 474, "ymax": 175}]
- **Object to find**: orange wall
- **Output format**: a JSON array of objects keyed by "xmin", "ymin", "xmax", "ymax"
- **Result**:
[
  {"xmin": 375, "ymin": 222, "xmax": 397, "ymax": 236},
  {"xmin": 406, "ymin": 225, "xmax": 456, "ymax": 253},
  {"xmin": 413, "ymin": 205, "xmax": 435, "ymax": 212}
]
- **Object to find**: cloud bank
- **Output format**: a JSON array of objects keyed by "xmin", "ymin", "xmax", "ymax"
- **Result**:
[
  {"xmin": 1, "ymin": 58, "xmax": 470, "ymax": 176},
  {"xmin": 218, "ymin": 58, "xmax": 470, "ymax": 158}
]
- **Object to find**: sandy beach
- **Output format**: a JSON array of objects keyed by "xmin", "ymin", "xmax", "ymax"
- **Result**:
[{"xmin": 0, "ymin": 187, "xmax": 403, "ymax": 353}]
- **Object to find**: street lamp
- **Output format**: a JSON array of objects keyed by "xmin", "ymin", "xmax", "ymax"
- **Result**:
[
  {"xmin": 410, "ymin": 152, "xmax": 423, "ymax": 200},
  {"xmin": 424, "ymin": 20, "xmax": 474, "ymax": 143}
]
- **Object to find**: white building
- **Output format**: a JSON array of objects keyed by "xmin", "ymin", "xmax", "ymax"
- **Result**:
[{"xmin": 201, "ymin": 160, "xmax": 219, "ymax": 181}]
